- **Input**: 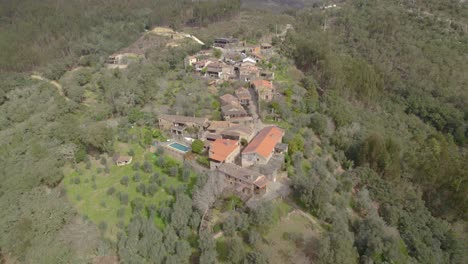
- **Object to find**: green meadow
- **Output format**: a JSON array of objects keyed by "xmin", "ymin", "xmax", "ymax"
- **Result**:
[{"xmin": 64, "ymin": 133, "xmax": 197, "ymax": 239}]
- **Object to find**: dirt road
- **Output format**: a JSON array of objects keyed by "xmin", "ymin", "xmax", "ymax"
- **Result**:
[{"xmin": 31, "ymin": 74, "xmax": 69, "ymax": 101}]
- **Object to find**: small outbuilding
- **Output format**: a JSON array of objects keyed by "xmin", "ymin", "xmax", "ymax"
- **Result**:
[{"xmin": 113, "ymin": 154, "xmax": 133, "ymax": 166}]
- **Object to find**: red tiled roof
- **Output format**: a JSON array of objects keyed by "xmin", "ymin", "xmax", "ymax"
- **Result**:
[
  {"xmin": 209, "ymin": 138, "xmax": 239, "ymax": 162},
  {"xmin": 242, "ymin": 126, "xmax": 283, "ymax": 158},
  {"xmin": 251, "ymin": 79, "xmax": 272, "ymax": 89}
]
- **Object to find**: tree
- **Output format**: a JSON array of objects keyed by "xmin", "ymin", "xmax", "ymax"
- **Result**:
[
  {"xmin": 175, "ymin": 240, "xmax": 192, "ymax": 263},
  {"xmin": 213, "ymin": 49, "xmax": 222, "ymax": 59},
  {"xmin": 119, "ymin": 192, "xmax": 129, "ymax": 205},
  {"xmin": 128, "ymin": 108, "xmax": 144, "ymax": 124},
  {"xmin": 120, "ymin": 176, "xmax": 129, "ymax": 186},
  {"xmin": 199, "ymin": 231, "xmax": 217, "ymax": 264},
  {"xmin": 118, "ymin": 216, "xmax": 166, "ymax": 263},
  {"xmin": 163, "ymin": 226, "xmax": 178, "ymax": 254},
  {"xmin": 244, "ymin": 252, "xmax": 268, "ymax": 264},
  {"xmin": 147, "ymin": 183, "xmax": 158, "ymax": 197},
  {"xmin": 227, "ymin": 236, "xmax": 246, "ymax": 264},
  {"xmin": 193, "ymin": 173, "xmax": 226, "ymax": 213},
  {"xmin": 191, "ymin": 139, "xmax": 204, "ymax": 154},
  {"xmin": 171, "ymin": 194, "xmax": 193, "ymax": 233},
  {"xmin": 249, "ymin": 201, "xmax": 274, "ymax": 226},
  {"xmin": 222, "ymin": 213, "xmax": 237, "ymax": 235},
  {"xmin": 106, "ymin": 186, "xmax": 115, "ymax": 195},
  {"xmin": 142, "ymin": 161, "xmax": 153, "ymax": 173},
  {"xmin": 317, "ymin": 213, "xmax": 359, "ymax": 264}
]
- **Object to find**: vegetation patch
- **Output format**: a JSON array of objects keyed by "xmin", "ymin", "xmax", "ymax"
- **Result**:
[{"xmin": 64, "ymin": 128, "xmax": 197, "ymax": 239}]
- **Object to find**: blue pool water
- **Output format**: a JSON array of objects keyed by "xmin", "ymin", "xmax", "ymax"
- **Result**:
[{"xmin": 169, "ymin": 142, "xmax": 190, "ymax": 152}]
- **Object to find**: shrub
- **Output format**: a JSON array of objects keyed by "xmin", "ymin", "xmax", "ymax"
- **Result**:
[
  {"xmin": 136, "ymin": 183, "xmax": 146, "ymax": 194},
  {"xmin": 100, "ymin": 200, "xmax": 106, "ymax": 208},
  {"xmin": 147, "ymin": 183, "xmax": 158, "ymax": 196},
  {"xmin": 128, "ymin": 149, "xmax": 135, "ymax": 156},
  {"xmin": 142, "ymin": 161, "xmax": 153, "ymax": 173},
  {"xmin": 117, "ymin": 220, "xmax": 125, "ymax": 229},
  {"xmin": 169, "ymin": 166, "xmax": 178, "ymax": 177},
  {"xmin": 98, "ymin": 221, "xmax": 107, "ymax": 231},
  {"xmin": 119, "ymin": 192, "xmax": 129, "ymax": 205},
  {"xmin": 191, "ymin": 139, "xmax": 204, "ymax": 154},
  {"xmin": 131, "ymin": 198, "xmax": 144, "ymax": 214},
  {"xmin": 248, "ymin": 231, "xmax": 261, "ymax": 245},
  {"xmin": 310, "ymin": 113, "xmax": 328, "ymax": 135},
  {"xmin": 196, "ymin": 156, "xmax": 210, "ymax": 167},
  {"xmin": 133, "ymin": 173, "xmax": 141, "ymax": 182},
  {"xmin": 117, "ymin": 208, "xmax": 125, "ymax": 218},
  {"xmin": 132, "ymin": 162, "xmax": 140, "ymax": 171},
  {"xmin": 100, "ymin": 157, "xmax": 107, "ymax": 166},
  {"xmin": 150, "ymin": 173, "xmax": 159, "ymax": 183},
  {"xmin": 106, "ymin": 186, "xmax": 116, "ymax": 195},
  {"xmin": 120, "ymin": 176, "xmax": 129, "ymax": 186},
  {"xmin": 74, "ymin": 177, "xmax": 81, "ymax": 185}
]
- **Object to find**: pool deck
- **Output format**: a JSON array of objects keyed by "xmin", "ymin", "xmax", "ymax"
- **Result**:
[{"xmin": 155, "ymin": 141, "xmax": 191, "ymax": 161}]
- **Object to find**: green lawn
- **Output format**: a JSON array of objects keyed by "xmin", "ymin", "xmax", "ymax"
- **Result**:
[{"xmin": 64, "ymin": 133, "xmax": 197, "ymax": 240}]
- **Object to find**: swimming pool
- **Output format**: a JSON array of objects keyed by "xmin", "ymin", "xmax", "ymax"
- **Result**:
[{"xmin": 169, "ymin": 142, "xmax": 190, "ymax": 153}]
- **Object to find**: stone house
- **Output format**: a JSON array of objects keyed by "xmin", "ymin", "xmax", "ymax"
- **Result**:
[
  {"xmin": 217, "ymin": 163, "xmax": 268, "ymax": 196},
  {"xmin": 220, "ymin": 94, "xmax": 240, "ymax": 107},
  {"xmin": 251, "ymin": 79, "xmax": 274, "ymax": 101},
  {"xmin": 221, "ymin": 104, "xmax": 248, "ymax": 120},
  {"xmin": 209, "ymin": 138, "xmax": 240, "ymax": 170},
  {"xmin": 241, "ymin": 126, "xmax": 284, "ymax": 167},
  {"xmin": 237, "ymin": 64, "xmax": 260, "ymax": 82},
  {"xmin": 158, "ymin": 114, "xmax": 209, "ymax": 137},
  {"xmin": 220, "ymin": 125, "xmax": 256, "ymax": 143}
]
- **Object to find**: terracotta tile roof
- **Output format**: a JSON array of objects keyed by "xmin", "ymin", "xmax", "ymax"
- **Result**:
[
  {"xmin": 242, "ymin": 126, "xmax": 283, "ymax": 158},
  {"xmin": 251, "ymin": 79, "xmax": 273, "ymax": 89},
  {"xmin": 209, "ymin": 138, "xmax": 239, "ymax": 162}
]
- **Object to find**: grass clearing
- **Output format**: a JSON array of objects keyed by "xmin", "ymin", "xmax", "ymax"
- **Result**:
[
  {"xmin": 258, "ymin": 208, "xmax": 320, "ymax": 264},
  {"xmin": 64, "ymin": 128, "xmax": 198, "ymax": 240}
]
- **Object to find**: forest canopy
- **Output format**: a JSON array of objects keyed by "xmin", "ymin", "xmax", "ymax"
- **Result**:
[{"xmin": 0, "ymin": 0, "xmax": 241, "ymax": 72}]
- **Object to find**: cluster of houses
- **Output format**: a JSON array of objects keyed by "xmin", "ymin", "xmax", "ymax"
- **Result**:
[
  {"xmin": 184, "ymin": 38, "xmax": 275, "ymax": 83},
  {"xmin": 157, "ymin": 113, "xmax": 287, "ymax": 198},
  {"xmin": 150, "ymin": 38, "xmax": 285, "ymax": 199}
]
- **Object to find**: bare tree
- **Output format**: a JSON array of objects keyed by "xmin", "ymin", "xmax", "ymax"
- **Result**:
[{"xmin": 193, "ymin": 172, "xmax": 226, "ymax": 213}]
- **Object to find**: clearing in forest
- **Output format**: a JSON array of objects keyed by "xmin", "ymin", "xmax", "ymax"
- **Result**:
[
  {"xmin": 258, "ymin": 210, "xmax": 321, "ymax": 264},
  {"xmin": 64, "ymin": 127, "xmax": 198, "ymax": 240}
]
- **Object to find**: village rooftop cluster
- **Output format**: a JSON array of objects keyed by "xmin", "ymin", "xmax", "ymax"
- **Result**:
[{"xmin": 116, "ymin": 37, "xmax": 287, "ymax": 201}]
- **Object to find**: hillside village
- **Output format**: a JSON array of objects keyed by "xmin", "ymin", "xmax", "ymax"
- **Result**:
[
  {"xmin": 3, "ymin": 1, "xmax": 466, "ymax": 263},
  {"xmin": 150, "ymin": 37, "xmax": 287, "ymax": 202}
]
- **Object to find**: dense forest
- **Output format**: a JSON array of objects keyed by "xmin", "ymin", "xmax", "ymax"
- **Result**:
[
  {"xmin": 272, "ymin": 0, "xmax": 467, "ymax": 263},
  {"xmin": 0, "ymin": 0, "xmax": 466, "ymax": 263},
  {"xmin": 0, "ymin": 0, "xmax": 241, "ymax": 72}
]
